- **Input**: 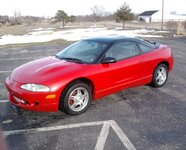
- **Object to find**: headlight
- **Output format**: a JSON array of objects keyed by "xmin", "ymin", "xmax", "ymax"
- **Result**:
[{"xmin": 21, "ymin": 84, "xmax": 50, "ymax": 92}]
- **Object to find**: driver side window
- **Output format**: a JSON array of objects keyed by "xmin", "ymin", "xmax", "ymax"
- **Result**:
[{"xmin": 105, "ymin": 41, "xmax": 139, "ymax": 60}]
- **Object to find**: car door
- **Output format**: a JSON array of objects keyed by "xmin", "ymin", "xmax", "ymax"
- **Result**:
[{"xmin": 96, "ymin": 41, "xmax": 143, "ymax": 95}]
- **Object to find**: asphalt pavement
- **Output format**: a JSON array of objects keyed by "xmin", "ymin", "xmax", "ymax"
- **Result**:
[{"xmin": 0, "ymin": 37, "xmax": 186, "ymax": 150}]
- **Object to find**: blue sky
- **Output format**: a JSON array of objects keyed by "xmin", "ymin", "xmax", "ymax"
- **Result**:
[{"xmin": 0, "ymin": 0, "xmax": 185, "ymax": 17}]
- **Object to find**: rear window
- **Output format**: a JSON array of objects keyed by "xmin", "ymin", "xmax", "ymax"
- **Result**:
[{"xmin": 139, "ymin": 39, "xmax": 159, "ymax": 53}]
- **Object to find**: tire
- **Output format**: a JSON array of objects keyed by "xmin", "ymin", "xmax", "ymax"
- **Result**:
[
  {"xmin": 59, "ymin": 82, "xmax": 92, "ymax": 115},
  {"xmin": 151, "ymin": 64, "xmax": 168, "ymax": 87}
]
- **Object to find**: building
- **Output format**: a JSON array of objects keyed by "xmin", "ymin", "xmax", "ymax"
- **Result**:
[
  {"xmin": 138, "ymin": 10, "xmax": 158, "ymax": 22},
  {"xmin": 0, "ymin": 16, "xmax": 9, "ymax": 25},
  {"xmin": 138, "ymin": 10, "xmax": 186, "ymax": 22}
]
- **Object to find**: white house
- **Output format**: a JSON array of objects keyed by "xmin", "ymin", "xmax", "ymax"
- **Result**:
[
  {"xmin": 138, "ymin": 10, "xmax": 186, "ymax": 22},
  {"xmin": 138, "ymin": 10, "xmax": 158, "ymax": 22}
]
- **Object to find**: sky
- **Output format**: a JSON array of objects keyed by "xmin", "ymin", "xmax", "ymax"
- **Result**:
[{"xmin": 0, "ymin": 0, "xmax": 186, "ymax": 17}]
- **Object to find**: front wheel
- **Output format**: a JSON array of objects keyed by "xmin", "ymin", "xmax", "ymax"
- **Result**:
[
  {"xmin": 60, "ymin": 82, "xmax": 92, "ymax": 115},
  {"xmin": 151, "ymin": 64, "xmax": 168, "ymax": 87}
]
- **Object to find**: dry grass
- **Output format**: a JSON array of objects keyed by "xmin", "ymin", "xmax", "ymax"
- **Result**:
[
  {"xmin": 1, "ymin": 39, "xmax": 71, "ymax": 48},
  {"xmin": 0, "ymin": 21, "xmax": 169, "ymax": 37},
  {"xmin": 0, "ymin": 21, "xmax": 175, "ymax": 47},
  {"xmin": 0, "ymin": 22, "xmax": 63, "ymax": 36}
]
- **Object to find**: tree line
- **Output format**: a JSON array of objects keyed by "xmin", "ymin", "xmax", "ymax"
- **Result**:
[
  {"xmin": 54, "ymin": 2, "xmax": 134, "ymax": 29},
  {"xmin": 0, "ymin": 2, "xmax": 134, "ymax": 30},
  {"xmin": 0, "ymin": 15, "xmax": 44, "ymax": 26}
]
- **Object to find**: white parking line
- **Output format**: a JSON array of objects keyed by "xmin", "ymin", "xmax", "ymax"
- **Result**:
[
  {"xmin": 3, "ymin": 120, "xmax": 106, "ymax": 136},
  {"xmin": 0, "ymin": 100, "xmax": 9, "ymax": 103},
  {"xmin": 0, "ymin": 71, "xmax": 12, "ymax": 73},
  {"xmin": 1, "ymin": 49, "xmax": 58, "ymax": 53},
  {"xmin": 3, "ymin": 120, "xmax": 136, "ymax": 150},
  {"xmin": 95, "ymin": 122, "xmax": 110, "ymax": 150},
  {"xmin": 110, "ymin": 120, "xmax": 136, "ymax": 150},
  {"xmin": 0, "ymin": 57, "xmax": 41, "ymax": 61}
]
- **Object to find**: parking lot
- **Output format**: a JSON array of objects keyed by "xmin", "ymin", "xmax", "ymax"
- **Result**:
[{"xmin": 0, "ymin": 37, "xmax": 186, "ymax": 150}]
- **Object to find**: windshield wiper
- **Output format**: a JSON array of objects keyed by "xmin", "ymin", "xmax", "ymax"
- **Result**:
[
  {"xmin": 55, "ymin": 54, "xmax": 61, "ymax": 59},
  {"xmin": 60, "ymin": 57, "xmax": 83, "ymax": 63},
  {"xmin": 144, "ymin": 39, "xmax": 154, "ymax": 44},
  {"xmin": 144, "ymin": 40, "xmax": 160, "ymax": 48}
]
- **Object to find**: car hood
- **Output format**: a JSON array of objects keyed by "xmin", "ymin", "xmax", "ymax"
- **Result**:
[{"xmin": 11, "ymin": 56, "xmax": 83, "ymax": 83}]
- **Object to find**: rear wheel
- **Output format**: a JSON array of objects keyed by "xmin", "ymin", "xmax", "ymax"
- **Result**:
[
  {"xmin": 60, "ymin": 82, "xmax": 92, "ymax": 115},
  {"xmin": 152, "ymin": 64, "xmax": 168, "ymax": 87}
]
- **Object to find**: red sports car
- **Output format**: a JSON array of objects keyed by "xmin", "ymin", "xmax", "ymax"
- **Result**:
[{"xmin": 5, "ymin": 36, "xmax": 174, "ymax": 115}]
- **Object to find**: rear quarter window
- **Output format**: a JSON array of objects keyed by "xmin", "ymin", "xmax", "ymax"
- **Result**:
[{"xmin": 139, "ymin": 41, "xmax": 156, "ymax": 53}]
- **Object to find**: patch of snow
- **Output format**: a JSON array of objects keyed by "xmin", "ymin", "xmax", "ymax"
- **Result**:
[
  {"xmin": 0, "ymin": 28, "xmax": 163, "ymax": 45},
  {"xmin": 30, "ymin": 27, "xmax": 55, "ymax": 32},
  {"xmin": 62, "ymin": 25, "xmax": 80, "ymax": 28},
  {"xmin": 45, "ymin": 27, "xmax": 56, "ymax": 30},
  {"xmin": 29, "ymin": 30, "xmax": 54, "ymax": 36},
  {"xmin": 32, "ymin": 28, "xmax": 43, "ymax": 31}
]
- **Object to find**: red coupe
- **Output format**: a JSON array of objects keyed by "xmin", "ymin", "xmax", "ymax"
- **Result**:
[{"xmin": 5, "ymin": 36, "xmax": 174, "ymax": 115}]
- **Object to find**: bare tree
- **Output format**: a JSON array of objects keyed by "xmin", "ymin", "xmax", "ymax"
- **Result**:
[
  {"xmin": 90, "ymin": 5, "xmax": 105, "ymax": 22},
  {"xmin": 13, "ymin": 10, "xmax": 22, "ymax": 24},
  {"xmin": 14, "ymin": 10, "xmax": 21, "ymax": 19}
]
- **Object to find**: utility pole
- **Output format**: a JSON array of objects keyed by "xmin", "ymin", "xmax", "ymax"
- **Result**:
[{"xmin": 161, "ymin": 0, "xmax": 164, "ymax": 30}]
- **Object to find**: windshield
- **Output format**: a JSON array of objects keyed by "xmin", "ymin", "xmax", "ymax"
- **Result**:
[{"xmin": 56, "ymin": 40, "xmax": 109, "ymax": 63}]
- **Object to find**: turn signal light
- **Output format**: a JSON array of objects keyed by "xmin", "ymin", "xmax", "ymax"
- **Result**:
[{"xmin": 46, "ymin": 94, "xmax": 56, "ymax": 99}]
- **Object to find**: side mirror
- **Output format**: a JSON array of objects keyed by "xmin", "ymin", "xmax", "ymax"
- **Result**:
[{"xmin": 101, "ymin": 57, "xmax": 117, "ymax": 64}]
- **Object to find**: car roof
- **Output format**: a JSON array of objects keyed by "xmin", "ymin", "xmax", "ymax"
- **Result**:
[{"xmin": 84, "ymin": 36, "xmax": 141, "ymax": 43}]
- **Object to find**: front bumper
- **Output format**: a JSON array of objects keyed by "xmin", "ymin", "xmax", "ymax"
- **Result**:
[{"xmin": 5, "ymin": 77, "xmax": 59, "ymax": 112}]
